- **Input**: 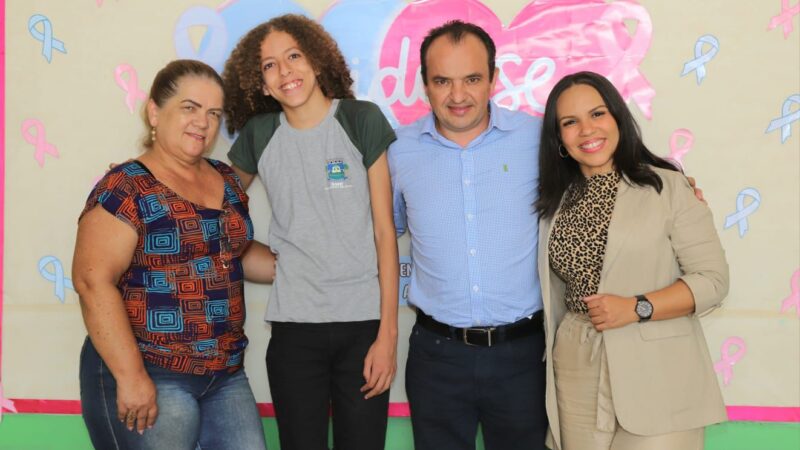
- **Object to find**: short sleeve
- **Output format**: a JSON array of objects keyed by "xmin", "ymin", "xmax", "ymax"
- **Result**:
[
  {"xmin": 79, "ymin": 167, "xmax": 143, "ymax": 234},
  {"xmin": 337, "ymin": 100, "xmax": 397, "ymax": 169},
  {"xmin": 227, "ymin": 114, "xmax": 281, "ymax": 175},
  {"xmin": 227, "ymin": 119, "xmax": 260, "ymax": 175}
]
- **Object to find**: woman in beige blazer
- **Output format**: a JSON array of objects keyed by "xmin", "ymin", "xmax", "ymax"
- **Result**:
[{"xmin": 535, "ymin": 72, "xmax": 729, "ymax": 450}]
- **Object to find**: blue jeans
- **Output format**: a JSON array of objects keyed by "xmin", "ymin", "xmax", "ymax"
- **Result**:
[{"xmin": 80, "ymin": 338, "xmax": 267, "ymax": 450}]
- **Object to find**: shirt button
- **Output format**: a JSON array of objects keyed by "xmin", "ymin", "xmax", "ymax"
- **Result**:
[
  {"xmin": 472, "ymin": 285, "xmax": 480, "ymax": 292},
  {"xmin": 464, "ymin": 179, "xmax": 471, "ymax": 186},
  {"xmin": 469, "ymin": 248, "xmax": 476, "ymax": 256},
  {"xmin": 466, "ymin": 213, "xmax": 474, "ymax": 220}
]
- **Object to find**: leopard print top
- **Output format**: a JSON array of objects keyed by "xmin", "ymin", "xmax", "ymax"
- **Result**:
[{"xmin": 548, "ymin": 171, "xmax": 620, "ymax": 314}]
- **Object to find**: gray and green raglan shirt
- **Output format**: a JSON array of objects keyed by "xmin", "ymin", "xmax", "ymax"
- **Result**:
[{"xmin": 228, "ymin": 99, "xmax": 396, "ymax": 323}]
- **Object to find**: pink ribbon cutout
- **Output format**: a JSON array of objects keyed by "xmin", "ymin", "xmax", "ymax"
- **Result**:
[
  {"xmin": 768, "ymin": 0, "xmax": 799, "ymax": 39},
  {"xmin": 668, "ymin": 128, "xmax": 694, "ymax": 169},
  {"xmin": 0, "ymin": 383, "xmax": 18, "ymax": 422},
  {"xmin": 21, "ymin": 119, "xmax": 59, "ymax": 167},
  {"xmin": 216, "ymin": 0, "xmax": 238, "ymax": 12},
  {"xmin": 114, "ymin": 64, "xmax": 147, "ymax": 114},
  {"xmin": 714, "ymin": 336, "xmax": 747, "ymax": 386},
  {"xmin": 780, "ymin": 269, "xmax": 800, "ymax": 318}
]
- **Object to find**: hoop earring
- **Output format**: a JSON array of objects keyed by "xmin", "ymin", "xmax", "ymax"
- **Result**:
[{"xmin": 558, "ymin": 143, "xmax": 568, "ymax": 158}]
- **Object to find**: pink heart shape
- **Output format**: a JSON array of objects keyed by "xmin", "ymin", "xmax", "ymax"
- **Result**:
[{"xmin": 377, "ymin": 0, "xmax": 654, "ymax": 125}]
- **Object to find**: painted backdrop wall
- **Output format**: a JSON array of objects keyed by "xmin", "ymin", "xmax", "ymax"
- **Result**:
[{"xmin": 2, "ymin": 0, "xmax": 799, "ymax": 444}]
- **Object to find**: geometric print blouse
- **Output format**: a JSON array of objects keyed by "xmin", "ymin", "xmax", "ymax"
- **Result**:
[
  {"xmin": 548, "ymin": 171, "xmax": 620, "ymax": 314},
  {"xmin": 80, "ymin": 159, "xmax": 254, "ymax": 375}
]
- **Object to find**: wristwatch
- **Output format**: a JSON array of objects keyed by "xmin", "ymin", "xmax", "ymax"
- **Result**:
[{"xmin": 635, "ymin": 294, "xmax": 653, "ymax": 322}]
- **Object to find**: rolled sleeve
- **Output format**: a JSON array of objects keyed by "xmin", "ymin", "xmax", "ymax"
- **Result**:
[{"xmin": 668, "ymin": 173, "xmax": 730, "ymax": 316}]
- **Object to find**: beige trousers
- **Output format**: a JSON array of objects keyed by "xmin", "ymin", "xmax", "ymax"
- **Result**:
[{"xmin": 553, "ymin": 312, "xmax": 704, "ymax": 450}]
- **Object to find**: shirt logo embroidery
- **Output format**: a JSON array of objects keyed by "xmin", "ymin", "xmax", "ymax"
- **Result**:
[{"xmin": 325, "ymin": 159, "xmax": 352, "ymax": 190}]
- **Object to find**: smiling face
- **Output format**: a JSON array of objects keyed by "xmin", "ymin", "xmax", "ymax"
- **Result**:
[
  {"xmin": 259, "ymin": 30, "xmax": 328, "ymax": 116},
  {"xmin": 148, "ymin": 75, "xmax": 223, "ymax": 161},
  {"xmin": 423, "ymin": 33, "xmax": 498, "ymax": 148},
  {"xmin": 556, "ymin": 83, "xmax": 620, "ymax": 177}
]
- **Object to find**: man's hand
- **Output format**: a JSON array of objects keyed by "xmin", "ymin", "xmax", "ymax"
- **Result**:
[
  {"xmin": 687, "ymin": 176, "xmax": 706, "ymax": 203},
  {"xmin": 360, "ymin": 333, "xmax": 397, "ymax": 399},
  {"xmin": 107, "ymin": 159, "xmax": 134, "ymax": 173},
  {"xmin": 583, "ymin": 294, "xmax": 638, "ymax": 331}
]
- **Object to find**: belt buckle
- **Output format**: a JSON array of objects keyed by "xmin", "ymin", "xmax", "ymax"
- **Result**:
[{"xmin": 462, "ymin": 327, "xmax": 496, "ymax": 347}]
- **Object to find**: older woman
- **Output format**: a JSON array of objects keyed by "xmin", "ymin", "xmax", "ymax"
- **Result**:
[
  {"xmin": 535, "ymin": 71, "xmax": 728, "ymax": 450},
  {"xmin": 73, "ymin": 60, "xmax": 273, "ymax": 450}
]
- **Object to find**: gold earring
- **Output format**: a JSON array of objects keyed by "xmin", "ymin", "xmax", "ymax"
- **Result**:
[{"xmin": 150, "ymin": 127, "xmax": 157, "ymax": 143}]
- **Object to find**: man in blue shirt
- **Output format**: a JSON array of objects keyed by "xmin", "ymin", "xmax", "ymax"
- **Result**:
[{"xmin": 389, "ymin": 21, "xmax": 548, "ymax": 450}]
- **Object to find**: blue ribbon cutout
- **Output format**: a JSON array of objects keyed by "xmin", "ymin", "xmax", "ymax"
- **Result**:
[
  {"xmin": 28, "ymin": 14, "xmax": 67, "ymax": 63},
  {"xmin": 765, "ymin": 94, "xmax": 800, "ymax": 144},
  {"xmin": 723, "ymin": 188, "xmax": 761, "ymax": 238},
  {"xmin": 38, "ymin": 255, "xmax": 74, "ymax": 303},
  {"xmin": 681, "ymin": 34, "xmax": 719, "ymax": 85},
  {"xmin": 174, "ymin": 6, "xmax": 228, "ymax": 70}
]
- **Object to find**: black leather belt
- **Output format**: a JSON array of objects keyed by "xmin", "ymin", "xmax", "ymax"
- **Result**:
[{"xmin": 415, "ymin": 309, "xmax": 543, "ymax": 347}]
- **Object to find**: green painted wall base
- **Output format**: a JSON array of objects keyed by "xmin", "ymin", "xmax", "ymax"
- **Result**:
[{"xmin": 0, "ymin": 415, "xmax": 797, "ymax": 449}]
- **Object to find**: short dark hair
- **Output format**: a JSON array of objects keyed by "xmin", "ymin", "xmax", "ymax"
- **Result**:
[
  {"xmin": 419, "ymin": 20, "xmax": 496, "ymax": 85},
  {"xmin": 142, "ymin": 59, "xmax": 223, "ymax": 149},
  {"xmin": 535, "ymin": 71, "xmax": 680, "ymax": 219}
]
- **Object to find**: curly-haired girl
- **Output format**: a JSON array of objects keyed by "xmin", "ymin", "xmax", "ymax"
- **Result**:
[{"xmin": 222, "ymin": 14, "xmax": 398, "ymax": 450}]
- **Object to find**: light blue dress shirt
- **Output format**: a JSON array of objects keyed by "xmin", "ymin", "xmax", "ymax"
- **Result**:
[{"xmin": 389, "ymin": 102, "xmax": 543, "ymax": 327}]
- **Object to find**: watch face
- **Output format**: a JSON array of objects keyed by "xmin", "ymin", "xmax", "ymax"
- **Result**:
[{"xmin": 636, "ymin": 300, "xmax": 653, "ymax": 318}]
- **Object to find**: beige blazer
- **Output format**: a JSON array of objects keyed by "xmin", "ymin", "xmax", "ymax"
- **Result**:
[{"xmin": 538, "ymin": 167, "xmax": 729, "ymax": 450}]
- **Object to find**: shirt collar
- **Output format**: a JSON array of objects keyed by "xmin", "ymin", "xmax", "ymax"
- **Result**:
[{"xmin": 488, "ymin": 101, "xmax": 514, "ymax": 132}]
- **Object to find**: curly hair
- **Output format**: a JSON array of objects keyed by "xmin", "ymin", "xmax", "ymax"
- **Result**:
[{"xmin": 222, "ymin": 14, "xmax": 354, "ymax": 135}]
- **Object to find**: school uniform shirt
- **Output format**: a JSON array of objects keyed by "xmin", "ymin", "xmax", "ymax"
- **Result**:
[{"xmin": 229, "ymin": 99, "xmax": 396, "ymax": 323}]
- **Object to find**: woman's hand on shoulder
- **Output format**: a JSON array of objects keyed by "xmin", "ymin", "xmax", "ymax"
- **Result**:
[{"xmin": 583, "ymin": 294, "xmax": 638, "ymax": 331}]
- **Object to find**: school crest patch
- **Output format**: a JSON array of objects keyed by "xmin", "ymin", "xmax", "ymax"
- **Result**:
[{"xmin": 325, "ymin": 159, "xmax": 352, "ymax": 190}]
